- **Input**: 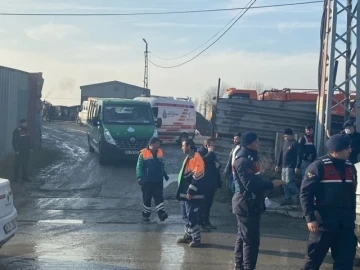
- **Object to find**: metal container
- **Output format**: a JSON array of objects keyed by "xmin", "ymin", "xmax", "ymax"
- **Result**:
[
  {"xmin": 0, "ymin": 66, "xmax": 43, "ymax": 161},
  {"xmin": 0, "ymin": 66, "xmax": 30, "ymax": 160},
  {"xmin": 28, "ymin": 73, "xmax": 44, "ymax": 148},
  {"xmin": 213, "ymin": 99, "xmax": 317, "ymax": 165}
]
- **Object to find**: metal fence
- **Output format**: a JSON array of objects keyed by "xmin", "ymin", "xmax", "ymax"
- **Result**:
[
  {"xmin": 213, "ymin": 99, "xmax": 317, "ymax": 166},
  {"xmin": 0, "ymin": 66, "xmax": 43, "ymax": 161}
]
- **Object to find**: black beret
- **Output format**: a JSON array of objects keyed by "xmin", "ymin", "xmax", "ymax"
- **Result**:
[
  {"xmin": 326, "ymin": 134, "xmax": 350, "ymax": 152},
  {"xmin": 283, "ymin": 128, "xmax": 293, "ymax": 135},
  {"xmin": 240, "ymin": 131, "xmax": 258, "ymax": 146},
  {"xmin": 343, "ymin": 120, "xmax": 354, "ymax": 129}
]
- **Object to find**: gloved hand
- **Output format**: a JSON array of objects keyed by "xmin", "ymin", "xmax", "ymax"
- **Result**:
[
  {"xmin": 164, "ymin": 174, "xmax": 169, "ymax": 181},
  {"xmin": 138, "ymin": 179, "xmax": 143, "ymax": 186}
]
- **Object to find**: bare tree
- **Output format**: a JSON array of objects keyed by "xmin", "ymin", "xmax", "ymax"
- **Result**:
[
  {"xmin": 243, "ymin": 81, "xmax": 265, "ymax": 93},
  {"xmin": 193, "ymin": 98, "xmax": 200, "ymax": 111},
  {"xmin": 202, "ymin": 82, "xmax": 229, "ymax": 107}
]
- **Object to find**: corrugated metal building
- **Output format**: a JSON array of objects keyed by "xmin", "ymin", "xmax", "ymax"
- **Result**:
[
  {"xmin": 80, "ymin": 81, "xmax": 150, "ymax": 104},
  {"xmin": 212, "ymin": 99, "xmax": 317, "ymax": 166},
  {"xmin": 0, "ymin": 66, "xmax": 43, "ymax": 161}
]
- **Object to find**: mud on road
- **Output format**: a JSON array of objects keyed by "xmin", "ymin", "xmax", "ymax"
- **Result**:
[{"xmin": 0, "ymin": 122, "xmax": 351, "ymax": 270}]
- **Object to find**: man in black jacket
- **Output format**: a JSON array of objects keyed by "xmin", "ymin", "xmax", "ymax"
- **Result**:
[
  {"xmin": 197, "ymin": 138, "xmax": 221, "ymax": 232},
  {"xmin": 12, "ymin": 119, "xmax": 32, "ymax": 182},
  {"xmin": 232, "ymin": 132, "xmax": 284, "ymax": 270},
  {"xmin": 300, "ymin": 134, "xmax": 357, "ymax": 269},
  {"xmin": 275, "ymin": 128, "xmax": 301, "ymax": 206}
]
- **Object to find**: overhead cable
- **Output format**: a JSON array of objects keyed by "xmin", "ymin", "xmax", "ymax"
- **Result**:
[
  {"xmin": 0, "ymin": 1, "xmax": 322, "ymax": 16},
  {"xmin": 148, "ymin": 0, "xmax": 256, "ymax": 69}
]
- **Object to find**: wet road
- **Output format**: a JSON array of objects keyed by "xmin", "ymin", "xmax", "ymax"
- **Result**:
[{"xmin": 0, "ymin": 122, "xmax": 357, "ymax": 269}]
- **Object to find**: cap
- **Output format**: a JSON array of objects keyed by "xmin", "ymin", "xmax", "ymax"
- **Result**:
[
  {"xmin": 343, "ymin": 120, "xmax": 354, "ymax": 129},
  {"xmin": 305, "ymin": 125, "xmax": 314, "ymax": 130},
  {"xmin": 240, "ymin": 131, "xmax": 258, "ymax": 146},
  {"xmin": 283, "ymin": 128, "xmax": 293, "ymax": 135},
  {"xmin": 326, "ymin": 134, "xmax": 350, "ymax": 152}
]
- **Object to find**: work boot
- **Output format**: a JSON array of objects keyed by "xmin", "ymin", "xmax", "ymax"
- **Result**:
[
  {"xmin": 159, "ymin": 212, "xmax": 168, "ymax": 222},
  {"xmin": 204, "ymin": 221, "xmax": 217, "ymax": 230},
  {"xmin": 199, "ymin": 224, "xmax": 211, "ymax": 232},
  {"xmin": 189, "ymin": 241, "xmax": 201, "ymax": 248},
  {"xmin": 142, "ymin": 216, "xmax": 150, "ymax": 222},
  {"xmin": 176, "ymin": 233, "xmax": 192, "ymax": 244}
]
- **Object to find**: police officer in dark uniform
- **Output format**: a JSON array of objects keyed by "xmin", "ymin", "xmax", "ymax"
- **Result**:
[
  {"xmin": 300, "ymin": 134, "xmax": 357, "ymax": 270},
  {"xmin": 232, "ymin": 132, "xmax": 284, "ymax": 270},
  {"xmin": 12, "ymin": 119, "xmax": 32, "ymax": 182}
]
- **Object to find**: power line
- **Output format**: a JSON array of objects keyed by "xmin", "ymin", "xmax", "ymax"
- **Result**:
[
  {"xmin": 0, "ymin": 1, "xmax": 322, "ymax": 16},
  {"xmin": 149, "ymin": 0, "xmax": 257, "ymax": 69},
  {"xmin": 151, "ymin": 0, "xmax": 254, "ymax": 60}
]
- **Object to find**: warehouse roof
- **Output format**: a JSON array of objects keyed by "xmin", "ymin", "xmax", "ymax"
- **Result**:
[{"xmin": 80, "ymin": 80, "xmax": 149, "ymax": 90}]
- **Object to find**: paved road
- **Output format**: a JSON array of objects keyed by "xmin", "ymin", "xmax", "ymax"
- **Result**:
[{"xmin": 0, "ymin": 122, "xmax": 357, "ymax": 269}]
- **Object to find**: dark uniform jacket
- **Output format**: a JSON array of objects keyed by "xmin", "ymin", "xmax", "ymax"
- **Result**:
[
  {"xmin": 232, "ymin": 148, "xmax": 274, "ymax": 217},
  {"xmin": 136, "ymin": 148, "xmax": 168, "ymax": 183},
  {"xmin": 340, "ymin": 130, "xmax": 360, "ymax": 164},
  {"xmin": 277, "ymin": 139, "xmax": 301, "ymax": 169},
  {"xmin": 12, "ymin": 127, "xmax": 32, "ymax": 153},
  {"xmin": 198, "ymin": 146, "xmax": 222, "ymax": 191},
  {"xmin": 298, "ymin": 134, "xmax": 317, "ymax": 163},
  {"xmin": 300, "ymin": 155, "xmax": 357, "ymax": 232},
  {"xmin": 176, "ymin": 152, "xmax": 205, "ymax": 201}
]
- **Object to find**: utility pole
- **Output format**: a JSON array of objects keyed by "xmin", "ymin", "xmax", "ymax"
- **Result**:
[
  {"xmin": 315, "ymin": 0, "xmax": 359, "ymax": 154},
  {"xmin": 143, "ymin": 38, "xmax": 149, "ymax": 90}
]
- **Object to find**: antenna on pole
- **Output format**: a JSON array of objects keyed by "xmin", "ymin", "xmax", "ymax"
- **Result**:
[{"xmin": 143, "ymin": 38, "xmax": 149, "ymax": 89}]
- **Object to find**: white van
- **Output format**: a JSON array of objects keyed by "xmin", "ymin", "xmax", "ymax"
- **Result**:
[
  {"xmin": 134, "ymin": 95, "xmax": 196, "ymax": 144},
  {"xmin": 0, "ymin": 179, "xmax": 17, "ymax": 247},
  {"xmin": 77, "ymin": 101, "xmax": 89, "ymax": 125}
]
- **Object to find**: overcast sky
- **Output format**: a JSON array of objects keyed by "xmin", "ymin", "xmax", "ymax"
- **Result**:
[{"xmin": 0, "ymin": 0, "xmax": 326, "ymax": 105}]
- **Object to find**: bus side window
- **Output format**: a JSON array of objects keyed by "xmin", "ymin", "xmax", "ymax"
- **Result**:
[{"xmin": 152, "ymin": 107, "xmax": 159, "ymax": 118}]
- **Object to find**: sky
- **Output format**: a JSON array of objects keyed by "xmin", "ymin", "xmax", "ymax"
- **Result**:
[{"xmin": 0, "ymin": 0, "xmax": 327, "ymax": 106}]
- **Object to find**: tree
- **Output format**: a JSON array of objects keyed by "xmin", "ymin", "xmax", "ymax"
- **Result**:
[
  {"xmin": 202, "ymin": 81, "xmax": 229, "ymax": 107},
  {"xmin": 243, "ymin": 81, "xmax": 265, "ymax": 93},
  {"xmin": 193, "ymin": 98, "xmax": 200, "ymax": 111},
  {"xmin": 201, "ymin": 82, "xmax": 229, "ymax": 118}
]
